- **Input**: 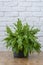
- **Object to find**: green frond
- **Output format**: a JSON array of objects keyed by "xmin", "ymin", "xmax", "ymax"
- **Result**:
[{"xmin": 4, "ymin": 19, "xmax": 41, "ymax": 56}]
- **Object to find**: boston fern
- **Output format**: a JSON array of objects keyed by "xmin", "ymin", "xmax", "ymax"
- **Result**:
[{"xmin": 4, "ymin": 19, "xmax": 41, "ymax": 56}]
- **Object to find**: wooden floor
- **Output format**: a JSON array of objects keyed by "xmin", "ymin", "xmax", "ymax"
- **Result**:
[{"xmin": 0, "ymin": 51, "xmax": 43, "ymax": 65}]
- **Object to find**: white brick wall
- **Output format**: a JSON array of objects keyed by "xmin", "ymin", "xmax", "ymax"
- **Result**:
[{"xmin": 0, "ymin": 0, "xmax": 43, "ymax": 51}]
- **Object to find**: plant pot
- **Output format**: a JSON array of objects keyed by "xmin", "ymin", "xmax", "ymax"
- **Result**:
[{"xmin": 13, "ymin": 50, "xmax": 28, "ymax": 58}]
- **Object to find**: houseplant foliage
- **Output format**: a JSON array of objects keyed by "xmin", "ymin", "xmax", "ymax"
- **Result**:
[{"xmin": 4, "ymin": 19, "xmax": 41, "ymax": 57}]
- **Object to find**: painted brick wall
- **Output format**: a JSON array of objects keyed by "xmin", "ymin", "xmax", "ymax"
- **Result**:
[{"xmin": 0, "ymin": 0, "xmax": 43, "ymax": 51}]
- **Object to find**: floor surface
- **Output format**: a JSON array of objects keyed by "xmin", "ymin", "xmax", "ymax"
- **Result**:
[{"xmin": 0, "ymin": 51, "xmax": 43, "ymax": 65}]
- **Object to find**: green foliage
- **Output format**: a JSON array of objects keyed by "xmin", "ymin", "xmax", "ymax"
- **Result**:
[{"xmin": 4, "ymin": 19, "xmax": 41, "ymax": 56}]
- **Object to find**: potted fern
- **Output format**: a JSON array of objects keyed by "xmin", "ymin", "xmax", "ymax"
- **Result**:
[{"xmin": 4, "ymin": 19, "xmax": 41, "ymax": 58}]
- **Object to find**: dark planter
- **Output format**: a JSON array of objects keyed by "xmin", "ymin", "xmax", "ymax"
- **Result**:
[{"xmin": 13, "ymin": 50, "xmax": 28, "ymax": 58}]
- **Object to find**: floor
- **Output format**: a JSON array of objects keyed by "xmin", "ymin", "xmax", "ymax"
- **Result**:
[{"xmin": 0, "ymin": 51, "xmax": 43, "ymax": 65}]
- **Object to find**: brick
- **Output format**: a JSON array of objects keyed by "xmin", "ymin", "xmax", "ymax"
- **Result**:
[
  {"xmin": 4, "ymin": 12, "xmax": 18, "ymax": 17},
  {"xmin": 41, "ymin": 47, "xmax": 43, "ymax": 51},
  {"xmin": 19, "ymin": 12, "xmax": 32, "ymax": 17},
  {"xmin": 0, "ymin": 2, "xmax": 4, "ymax": 7},
  {"xmin": 0, "ymin": 12, "xmax": 4, "ymax": 16},
  {"xmin": 18, "ymin": 6, "xmax": 26, "ymax": 12},
  {"xmin": 32, "ymin": 2, "xmax": 43, "ymax": 7},
  {"xmin": 40, "ymin": 17, "xmax": 43, "ymax": 22},
  {"xmin": 26, "ymin": 0, "xmax": 40, "ymax": 1},
  {"xmin": 26, "ymin": 17, "xmax": 40, "ymax": 22},
  {"xmin": 4, "ymin": 1, "xmax": 18, "ymax": 7},
  {"xmin": 41, "ymin": 7, "xmax": 43, "ymax": 11},
  {"xmin": 0, "ymin": 31, "xmax": 6, "ymax": 36},
  {"xmin": 26, "ymin": 7, "xmax": 40, "ymax": 12},
  {"xmin": 19, "ymin": 0, "xmax": 26, "ymax": 1},
  {"xmin": 0, "ymin": 17, "xmax": 18, "ymax": 22},
  {"xmin": 32, "ymin": 12, "xmax": 43, "ymax": 16},
  {"xmin": 0, "ymin": 7, "xmax": 18, "ymax": 12},
  {"xmin": 18, "ymin": 2, "xmax": 32, "ymax": 7},
  {"xmin": 0, "ymin": 0, "xmax": 12, "ymax": 2},
  {"xmin": 38, "ymin": 37, "xmax": 43, "ymax": 43}
]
